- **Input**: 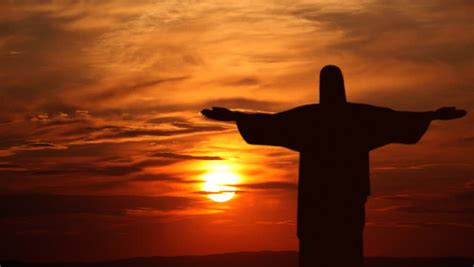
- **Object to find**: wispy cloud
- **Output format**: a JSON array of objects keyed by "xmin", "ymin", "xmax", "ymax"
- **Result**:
[
  {"xmin": 0, "ymin": 0, "xmax": 472, "ymax": 260},
  {"xmin": 149, "ymin": 152, "xmax": 223, "ymax": 161},
  {"xmin": 0, "ymin": 194, "xmax": 199, "ymax": 218}
]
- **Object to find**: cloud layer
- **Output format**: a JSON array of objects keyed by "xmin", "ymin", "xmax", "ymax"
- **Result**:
[{"xmin": 0, "ymin": 0, "xmax": 473, "ymax": 261}]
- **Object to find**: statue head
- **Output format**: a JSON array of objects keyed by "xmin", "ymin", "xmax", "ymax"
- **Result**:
[{"xmin": 319, "ymin": 65, "xmax": 347, "ymax": 105}]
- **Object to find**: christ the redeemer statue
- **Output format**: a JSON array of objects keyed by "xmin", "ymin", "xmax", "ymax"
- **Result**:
[{"xmin": 201, "ymin": 65, "xmax": 466, "ymax": 267}]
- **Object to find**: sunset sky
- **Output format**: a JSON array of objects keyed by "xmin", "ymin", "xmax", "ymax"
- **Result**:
[{"xmin": 0, "ymin": 0, "xmax": 473, "ymax": 262}]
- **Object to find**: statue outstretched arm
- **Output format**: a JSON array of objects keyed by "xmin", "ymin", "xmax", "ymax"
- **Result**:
[
  {"xmin": 368, "ymin": 106, "xmax": 467, "ymax": 150},
  {"xmin": 431, "ymin": 107, "xmax": 467, "ymax": 120},
  {"xmin": 392, "ymin": 107, "xmax": 467, "ymax": 123},
  {"xmin": 201, "ymin": 107, "xmax": 265, "ymax": 122},
  {"xmin": 201, "ymin": 106, "xmax": 307, "ymax": 151},
  {"xmin": 201, "ymin": 107, "xmax": 240, "ymax": 121}
]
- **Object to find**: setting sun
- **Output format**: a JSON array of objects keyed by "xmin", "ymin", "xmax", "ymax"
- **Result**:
[{"xmin": 201, "ymin": 163, "xmax": 240, "ymax": 202}]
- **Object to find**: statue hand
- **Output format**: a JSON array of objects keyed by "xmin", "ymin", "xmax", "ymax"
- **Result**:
[
  {"xmin": 201, "ymin": 107, "xmax": 236, "ymax": 121},
  {"xmin": 434, "ymin": 107, "xmax": 467, "ymax": 120}
]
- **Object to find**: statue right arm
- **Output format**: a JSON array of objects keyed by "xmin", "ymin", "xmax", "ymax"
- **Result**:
[
  {"xmin": 367, "ymin": 106, "xmax": 466, "ymax": 150},
  {"xmin": 201, "ymin": 107, "xmax": 241, "ymax": 121},
  {"xmin": 201, "ymin": 105, "xmax": 318, "ymax": 151},
  {"xmin": 432, "ymin": 107, "xmax": 467, "ymax": 120}
]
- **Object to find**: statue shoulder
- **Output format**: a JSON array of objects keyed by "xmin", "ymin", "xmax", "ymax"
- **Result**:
[
  {"xmin": 348, "ymin": 102, "xmax": 393, "ymax": 113},
  {"xmin": 278, "ymin": 104, "xmax": 319, "ymax": 116}
]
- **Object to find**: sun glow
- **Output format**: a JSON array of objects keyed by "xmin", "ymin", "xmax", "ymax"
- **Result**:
[{"xmin": 201, "ymin": 163, "xmax": 240, "ymax": 202}]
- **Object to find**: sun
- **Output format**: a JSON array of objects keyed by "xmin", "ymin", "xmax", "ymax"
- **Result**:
[{"xmin": 201, "ymin": 164, "xmax": 240, "ymax": 202}]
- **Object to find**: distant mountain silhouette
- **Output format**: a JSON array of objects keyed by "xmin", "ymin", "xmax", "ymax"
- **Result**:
[{"xmin": 2, "ymin": 251, "xmax": 472, "ymax": 267}]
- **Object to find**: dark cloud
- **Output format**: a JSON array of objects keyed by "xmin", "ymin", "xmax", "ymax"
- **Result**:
[
  {"xmin": 1, "ymin": 141, "xmax": 130, "ymax": 161},
  {"xmin": 376, "ymin": 189, "xmax": 474, "ymax": 215},
  {"xmin": 0, "ymin": 163, "xmax": 20, "ymax": 169},
  {"xmin": 291, "ymin": 1, "xmax": 474, "ymax": 65},
  {"xmin": 396, "ymin": 206, "xmax": 474, "ymax": 214},
  {"xmin": 52, "ymin": 116, "xmax": 228, "ymax": 143},
  {"xmin": 84, "ymin": 173, "xmax": 202, "ymax": 193},
  {"xmin": 203, "ymin": 97, "xmax": 284, "ymax": 112},
  {"xmin": 131, "ymin": 173, "xmax": 186, "ymax": 182},
  {"xmin": 0, "ymin": 0, "xmax": 471, "ymax": 260},
  {"xmin": 28, "ymin": 110, "xmax": 90, "ymax": 128},
  {"xmin": 22, "ymin": 142, "xmax": 64, "ymax": 149},
  {"xmin": 368, "ymin": 221, "xmax": 474, "ymax": 229},
  {"xmin": 94, "ymin": 97, "xmax": 286, "ymax": 119},
  {"xmin": 26, "ymin": 159, "xmax": 174, "ymax": 177},
  {"xmin": 0, "ymin": 194, "xmax": 197, "ymax": 218},
  {"xmin": 87, "ymin": 76, "xmax": 190, "ymax": 101},
  {"xmin": 149, "ymin": 152, "xmax": 223, "ymax": 161},
  {"xmin": 0, "ymin": 11, "xmax": 100, "ymax": 114},
  {"xmin": 81, "ymin": 173, "xmax": 192, "ymax": 191},
  {"xmin": 85, "ymin": 124, "xmax": 228, "ymax": 141},
  {"xmin": 256, "ymin": 220, "xmax": 296, "ymax": 226},
  {"xmin": 90, "ymin": 102, "xmax": 186, "ymax": 118},
  {"xmin": 14, "ymin": 141, "xmax": 68, "ymax": 152},
  {"xmin": 221, "ymin": 77, "xmax": 260, "ymax": 86},
  {"xmin": 79, "ymin": 179, "xmax": 132, "ymax": 191},
  {"xmin": 94, "ymin": 162, "xmax": 151, "ymax": 176},
  {"xmin": 0, "ymin": 115, "xmax": 229, "ymax": 156},
  {"xmin": 249, "ymin": 53, "xmax": 294, "ymax": 64},
  {"xmin": 0, "ymin": 158, "xmax": 178, "ymax": 189},
  {"xmin": 193, "ymin": 190, "xmax": 243, "ymax": 196},
  {"xmin": 238, "ymin": 181, "xmax": 298, "ymax": 191},
  {"xmin": 459, "ymin": 136, "xmax": 474, "ymax": 144},
  {"xmin": 61, "ymin": 125, "xmax": 124, "ymax": 137},
  {"xmin": 146, "ymin": 116, "xmax": 188, "ymax": 124},
  {"xmin": 192, "ymin": 181, "xmax": 297, "ymax": 196}
]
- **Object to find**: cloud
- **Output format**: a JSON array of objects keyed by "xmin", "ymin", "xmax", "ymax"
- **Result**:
[
  {"xmin": 193, "ymin": 190, "xmax": 242, "ymax": 196},
  {"xmin": 28, "ymin": 110, "xmax": 91, "ymax": 127},
  {"xmin": 0, "ymin": 0, "xmax": 472, "ymax": 260},
  {"xmin": 84, "ymin": 124, "xmax": 228, "ymax": 141},
  {"xmin": 290, "ymin": 1, "xmax": 474, "ymax": 65},
  {"xmin": 131, "ymin": 173, "xmax": 188, "ymax": 182},
  {"xmin": 0, "ymin": 12, "xmax": 102, "ymax": 116},
  {"xmin": 0, "ymin": 194, "xmax": 198, "ymax": 218},
  {"xmin": 367, "ymin": 221, "xmax": 474, "ymax": 229},
  {"xmin": 238, "ymin": 181, "xmax": 297, "ymax": 191},
  {"xmin": 0, "ymin": 141, "xmax": 68, "ymax": 156},
  {"xmin": 26, "ymin": 159, "xmax": 175, "ymax": 177},
  {"xmin": 202, "ymin": 98, "xmax": 285, "ymax": 112},
  {"xmin": 83, "ymin": 173, "xmax": 192, "ymax": 191},
  {"xmin": 395, "ymin": 206, "xmax": 474, "ymax": 215},
  {"xmin": 146, "ymin": 116, "xmax": 188, "ymax": 124},
  {"xmin": 191, "ymin": 181, "xmax": 297, "ymax": 196},
  {"xmin": 0, "ymin": 163, "xmax": 19, "ymax": 168},
  {"xmin": 220, "ymin": 77, "xmax": 260, "ymax": 86},
  {"xmin": 148, "ymin": 152, "xmax": 223, "ymax": 161},
  {"xmin": 0, "ymin": 162, "xmax": 22, "ymax": 170},
  {"xmin": 20, "ymin": 141, "xmax": 67, "ymax": 150},
  {"xmin": 256, "ymin": 220, "xmax": 295, "ymax": 226},
  {"xmin": 373, "ymin": 188, "xmax": 474, "ymax": 215},
  {"xmin": 459, "ymin": 136, "xmax": 474, "ymax": 145},
  {"xmin": 0, "ymin": 111, "xmax": 231, "ymax": 157},
  {"xmin": 0, "ymin": 158, "xmax": 181, "ymax": 190},
  {"xmin": 86, "ymin": 76, "xmax": 191, "ymax": 102}
]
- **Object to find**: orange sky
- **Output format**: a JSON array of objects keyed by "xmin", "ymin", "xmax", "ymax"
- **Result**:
[{"xmin": 0, "ymin": 0, "xmax": 473, "ymax": 262}]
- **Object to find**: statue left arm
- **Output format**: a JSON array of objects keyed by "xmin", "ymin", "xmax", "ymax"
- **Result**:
[
  {"xmin": 431, "ymin": 107, "xmax": 467, "ymax": 120},
  {"xmin": 368, "ymin": 106, "xmax": 466, "ymax": 150}
]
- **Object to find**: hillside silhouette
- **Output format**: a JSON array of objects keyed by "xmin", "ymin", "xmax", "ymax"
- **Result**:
[{"xmin": 2, "ymin": 251, "xmax": 472, "ymax": 267}]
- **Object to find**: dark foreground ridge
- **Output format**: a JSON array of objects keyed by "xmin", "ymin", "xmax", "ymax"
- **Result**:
[{"xmin": 2, "ymin": 251, "xmax": 472, "ymax": 267}]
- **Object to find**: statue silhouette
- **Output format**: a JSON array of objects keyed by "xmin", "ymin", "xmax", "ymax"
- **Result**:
[{"xmin": 201, "ymin": 65, "xmax": 467, "ymax": 267}]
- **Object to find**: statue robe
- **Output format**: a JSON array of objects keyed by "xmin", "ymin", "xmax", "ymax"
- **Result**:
[{"xmin": 235, "ymin": 103, "xmax": 431, "ymax": 267}]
